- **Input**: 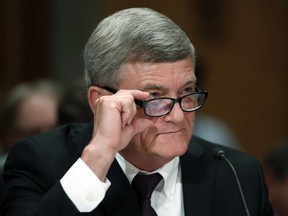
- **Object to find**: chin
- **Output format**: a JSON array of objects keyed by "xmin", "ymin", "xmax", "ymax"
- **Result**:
[{"xmin": 153, "ymin": 136, "xmax": 190, "ymax": 158}]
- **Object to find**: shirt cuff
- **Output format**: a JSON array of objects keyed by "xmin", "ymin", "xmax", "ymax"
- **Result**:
[{"xmin": 60, "ymin": 158, "xmax": 111, "ymax": 212}]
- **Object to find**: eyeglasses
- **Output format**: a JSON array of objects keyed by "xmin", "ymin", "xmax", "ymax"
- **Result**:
[{"xmin": 103, "ymin": 87, "xmax": 208, "ymax": 117}]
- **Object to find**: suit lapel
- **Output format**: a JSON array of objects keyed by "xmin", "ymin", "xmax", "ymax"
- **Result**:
[
  {"xmin": 101, "ymin": 160, "xmax": 141, "ymax": 216},
  {"xmin": 180, "ymin": 137, "xmax": 216, "ymax": 216},
  {"xmin": 72, "ymin": 122, "xmax": 94, "ymax": 157}
]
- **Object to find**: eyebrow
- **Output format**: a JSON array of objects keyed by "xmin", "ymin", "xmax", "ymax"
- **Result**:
[
  {"xmin": 183, "ymin": 77, "xmax": 197, "ymax": 87},
  {"xmin": 140, "ymin": 83, "xmax": 168, "ymax": 92},
  {"xmin": 139, "ymin": 77, "xmax": 197, "ymax": 92}
]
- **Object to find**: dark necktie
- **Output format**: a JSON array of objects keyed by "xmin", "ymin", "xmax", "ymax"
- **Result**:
[{"xmin": 131, "ymin": 173, "xmax": 163, "ymax": 216}]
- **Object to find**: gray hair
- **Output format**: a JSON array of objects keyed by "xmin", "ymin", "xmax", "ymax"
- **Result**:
[{"xmin": 84, "ymin": 7, "xmax": 195, "ymax": 89}]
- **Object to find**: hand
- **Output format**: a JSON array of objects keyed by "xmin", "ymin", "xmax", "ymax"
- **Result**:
[{"xmin": 81, "ymin": 89, "xmax": 153, "ymax": 181}]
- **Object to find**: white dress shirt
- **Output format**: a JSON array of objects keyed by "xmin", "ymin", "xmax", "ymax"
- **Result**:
[
  {"xmin": 60, "ymin": 154, "xmax": 184, "ymax": 216},
  {"xmin": 116, "ymin": 153, "xmax": 184, "ymax": 216}
]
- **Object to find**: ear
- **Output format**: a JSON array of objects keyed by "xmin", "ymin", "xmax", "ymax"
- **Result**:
[{"xmin": 87, "ymin": 86, "xmax": 106, "ymax": 114}]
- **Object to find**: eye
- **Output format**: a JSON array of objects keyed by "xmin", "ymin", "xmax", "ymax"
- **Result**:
[
  {"xmin": 149, "ymin": 91, "xmax": 162, "ymax": 99},
  {"xmin": 181, "ymin": 86, "xmax": 195, "ymax": 96}
]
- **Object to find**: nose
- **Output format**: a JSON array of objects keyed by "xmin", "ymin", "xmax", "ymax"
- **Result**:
[{"xmin": 163, "ymin": 102, "xmax": 185, "ymax": 122}]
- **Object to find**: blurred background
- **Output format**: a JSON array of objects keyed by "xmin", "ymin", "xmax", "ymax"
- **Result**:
[{"xmin": 0, "ymin": 0, "xmax": 287, "ymax": 162}]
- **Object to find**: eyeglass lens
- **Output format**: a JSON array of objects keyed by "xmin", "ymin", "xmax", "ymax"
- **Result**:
[
  {"xmin": 101, "ymin": 86, "xmax": 207, "ymax": 117},
  {"xmin": 144, "ymin": 93, "xmax": 205, "ymax": 116}
]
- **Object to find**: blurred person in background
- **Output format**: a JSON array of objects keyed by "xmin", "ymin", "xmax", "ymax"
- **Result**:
[
  {"xmin": 0, "ymin": 80, "xmax": 61, "ymax": 154},
  {"xmin": 263, "ymin": 140, "xmax": 288, "ymax": 216},
  {"xmin": 0, "ymin": 80, "xmax": 61, "ymax": 199},
  {"xmin": 193, "ymin": 60, "xmax": 240, "ymax": 149},
  {"xmin": 194, "ymin": 114, "xmax": 239, "ymax": 148},
  {"xmin": 58, "ymin": 79, "xmax": 93, "ymax": 125}
]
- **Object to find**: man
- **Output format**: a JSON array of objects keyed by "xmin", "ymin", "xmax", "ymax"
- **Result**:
[
  {"xmin": 263, "ymin": 141, "xmax": 288, "ymax": 216},
  {"xmin": 58, "ymin": 78, "xmax": 93, "ymax": 125},
  {"xmin": 1, "ymin": 8, "xmax": 273, "ymax": 216},
  {"xmin": 0, "ymin": 80, "xmax": 61, "ymax": 201},
  {"xmin": 0, "ymin": 80, "xmax": 60, "ymax": 154}
]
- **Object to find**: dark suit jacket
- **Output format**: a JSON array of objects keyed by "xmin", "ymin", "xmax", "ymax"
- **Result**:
[{"xmin": 1, "ymin": 123, "xmax": 273, "ymax": 216}]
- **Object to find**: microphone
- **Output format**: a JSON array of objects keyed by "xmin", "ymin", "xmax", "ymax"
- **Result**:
[{"xmin": 212, "ymin": 148, "xmax": 251, "ymax": 216}]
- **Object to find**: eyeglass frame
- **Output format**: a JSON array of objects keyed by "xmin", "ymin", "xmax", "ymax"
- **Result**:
[{"xmin": 102, "ymin": 86, "xmax": 208, "ymax": 117}]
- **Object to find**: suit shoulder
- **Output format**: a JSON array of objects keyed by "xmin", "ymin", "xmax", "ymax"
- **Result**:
[
  {"xmin": 27, "ymin": 123, "xmax": 88, "ymax": 146},
  {"xmin": 9, "ymin": 123, "xmax": 91, "ymax": 161},
  {"xmin": 190, "ymin": 136, "xmax": 258, "ymax": 164}
]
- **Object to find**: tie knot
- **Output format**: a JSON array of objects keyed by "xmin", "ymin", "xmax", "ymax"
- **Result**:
[{"xmin": 131, "ymin": 173, "xmax": 163, "ymax": 199}]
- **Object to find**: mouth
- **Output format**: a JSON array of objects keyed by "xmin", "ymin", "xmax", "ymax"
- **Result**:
[{"xmin": 158, "ymin": 129, "xmax": 184, "ymax": 135}]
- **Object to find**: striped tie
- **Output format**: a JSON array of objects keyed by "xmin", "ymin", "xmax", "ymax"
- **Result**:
[{"xmin": 131, "ymin": 173, "xmax": 163, "ymax": 216}]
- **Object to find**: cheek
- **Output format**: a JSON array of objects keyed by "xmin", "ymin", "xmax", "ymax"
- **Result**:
[
  {"xmin": 130, "ymin": 112, "xmax": 158, "ymax": 147},
  {"xmin": 185, "ymin": 112, "xmax": 196, "ymax": 129},
  {"xmin": 135, "ymin": 106, "xmax": 146, "ymax": 118},
  {"xmin": 132, "ymin": 111, "xmax": 195, "ymax": 145}
]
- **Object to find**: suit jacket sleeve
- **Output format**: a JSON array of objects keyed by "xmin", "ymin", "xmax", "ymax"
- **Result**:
[
  {"xmin": 0, "ymin": 123, "xmax": 136, "ymax": 216},
  {"xmin": 1, "ymin": 137, "xmax": 80, "ymax": 216}
]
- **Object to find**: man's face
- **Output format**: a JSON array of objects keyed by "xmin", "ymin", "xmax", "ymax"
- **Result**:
[
  {"xmin": 119, "ymin": 57, "xmax": 196, "ymax": 167},
  {"xmin": 4, "ymin": 93, "xmax": 58, "ymax": 151},
  {"xmin": 17, "ymin": 93, "xmax": 58, "ymax": 135}
]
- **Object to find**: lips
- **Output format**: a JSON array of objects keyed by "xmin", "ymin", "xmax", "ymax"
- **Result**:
[{"xmin": 158, "ymin": 129, "xmax": 184, "ymax": 135}]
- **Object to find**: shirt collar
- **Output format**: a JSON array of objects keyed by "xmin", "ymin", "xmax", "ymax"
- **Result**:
[{"xmin": 115, "ymin": 153, "xmax": 180, "ymax": 202}]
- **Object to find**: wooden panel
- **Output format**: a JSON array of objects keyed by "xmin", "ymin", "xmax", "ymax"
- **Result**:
[
  {"xmin": 103, "ymin": 0, "xmax": 288, "ymax": 162},
  {"xmin": 0, "ymin": 0, "xmax": 50, "ymax": 101}
]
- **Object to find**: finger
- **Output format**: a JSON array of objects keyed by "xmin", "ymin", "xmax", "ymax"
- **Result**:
[
  {"xmin": 118, "ymin": 89, "xmax": 150, "ymax": 101},
  {"xmin": 121, "ymin": 100, "xmax": 137, "ymax": 127},
  {"xmin": 113, "ymin": 90, "xmax": 147, "ymax": 127}
]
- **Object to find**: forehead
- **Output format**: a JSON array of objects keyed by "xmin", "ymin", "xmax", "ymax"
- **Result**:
[{"xmin": 120, "ymin": 57, "xmax": 196, "ymax": 90}]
